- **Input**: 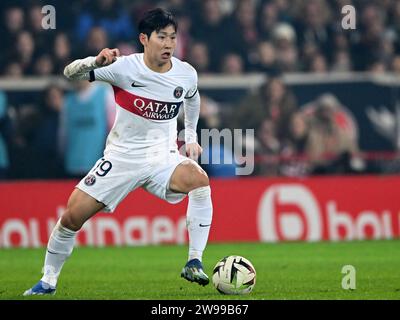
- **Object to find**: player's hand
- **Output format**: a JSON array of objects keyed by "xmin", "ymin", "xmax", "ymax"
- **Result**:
[
  {"xmin": 95, "ymin": 48, "xmax": 121, "ymax": 66},
  {"xmin": 186, "ymin": 142, "xmax": 203, "ymax": 161}
]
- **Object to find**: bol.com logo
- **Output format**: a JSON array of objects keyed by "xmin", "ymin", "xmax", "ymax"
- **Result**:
[
  {"xmin": 257, "ymin": 184, "xmax": 323, "ymax": 242},
  {"xmin": 257, "ymin": 184, "xmax": 396, "ymax": 242}
]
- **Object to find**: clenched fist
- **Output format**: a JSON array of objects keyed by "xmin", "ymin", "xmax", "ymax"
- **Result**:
[{"xmin": 95, "ymin": 48, "xmax": 121, "ymax": 66}]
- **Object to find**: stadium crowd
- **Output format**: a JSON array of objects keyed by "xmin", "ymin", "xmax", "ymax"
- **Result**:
[
  {"xmin": 3, "ymin": 0, "xmax": 400, "ymax": 76},
  {"xmin": 1, "ymin": 0, "xmax": 400, "ymax": 179}
]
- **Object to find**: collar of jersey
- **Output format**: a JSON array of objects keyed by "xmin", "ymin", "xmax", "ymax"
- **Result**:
[{"xmin": 140, "ymin": 53, "xmax": 174, "ymax": 75}]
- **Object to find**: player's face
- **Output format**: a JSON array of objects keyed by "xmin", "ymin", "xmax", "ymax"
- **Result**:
[{"xmin": 143, "ymin": 25, "xmax": 177, "ymax": 67}]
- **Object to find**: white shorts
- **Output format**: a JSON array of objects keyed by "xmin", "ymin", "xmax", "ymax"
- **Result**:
[{"xmin": 76, "ymin": 150, "xmax": 192, "ymax": 212}]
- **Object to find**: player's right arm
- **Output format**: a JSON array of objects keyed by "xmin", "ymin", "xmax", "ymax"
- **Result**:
[{"xmin": 63, "ymin": 48, "xmax": 120, "ymax": 81}]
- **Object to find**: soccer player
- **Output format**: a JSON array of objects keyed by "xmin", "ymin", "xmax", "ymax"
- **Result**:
[{"xmin": 24, "ymin": 8, "xmax": 213, "ymax": 295}]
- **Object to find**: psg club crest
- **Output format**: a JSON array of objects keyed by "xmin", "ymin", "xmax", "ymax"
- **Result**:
[
  {"xmin": 174, "ymin": 86, "xmax": 183, "ymax": 98},
  {"xmin": 84, "ymin": 174, "xmax": 96, "ymax": 186}
]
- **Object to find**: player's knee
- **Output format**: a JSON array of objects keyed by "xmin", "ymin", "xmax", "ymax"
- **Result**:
[
  {"xmin": 170, "ymin": 161, "xmax": 209, "ymax": 193},
  {"xmin": 185, "ymin": 169, "xmax": 209, "ymax": 192},
  {"xmin": 195, "ymin": 172, "xmax": 209, "ymax": 188},
  {"xmin": 60, "ymin": 210, "xmax": 83, "ymax": 232}
]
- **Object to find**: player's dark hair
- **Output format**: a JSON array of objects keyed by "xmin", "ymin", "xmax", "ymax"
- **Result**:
[{"xmin": 138, "ymin": 8, "xmax": 178, "ymax": 38}]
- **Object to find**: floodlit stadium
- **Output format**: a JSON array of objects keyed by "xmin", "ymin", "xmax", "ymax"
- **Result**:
[{"xmin": 1, "ymin": 0, "xmax": 400, "ymax": 306}]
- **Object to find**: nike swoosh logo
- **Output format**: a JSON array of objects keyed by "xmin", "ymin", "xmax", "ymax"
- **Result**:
[
  {"xmin": 131, "ymin": 82, "xmax": 146, "ymax": 88},
  {"xmin": 199, "ymin": 224, "xmax": 211, "ymax": 227},
  {"xmin": 47, "ymin": 250, "xmax": 58, "ymax": 255}
]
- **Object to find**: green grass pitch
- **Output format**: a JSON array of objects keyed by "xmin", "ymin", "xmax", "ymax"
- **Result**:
[{"xmin": 1, "ymin": 240, "xmax": 400, "ymax": 300}]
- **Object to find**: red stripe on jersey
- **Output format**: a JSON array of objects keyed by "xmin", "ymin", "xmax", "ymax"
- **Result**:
[{"xmin": 112, "ymin": 85, "xmax": 183, "ymax": 121}]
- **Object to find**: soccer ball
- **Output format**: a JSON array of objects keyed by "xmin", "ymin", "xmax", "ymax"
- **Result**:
[{"xmin": 212, "ymin": 255, "xmax": 256, "ymax": 295}]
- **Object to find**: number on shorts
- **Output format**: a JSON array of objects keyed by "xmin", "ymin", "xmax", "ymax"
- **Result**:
[{"xmin": 94, "ymin": 158, "xmax": 113, "ymax": 177}]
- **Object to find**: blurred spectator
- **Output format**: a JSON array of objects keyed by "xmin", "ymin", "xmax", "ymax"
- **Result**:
[
  {"xmin": 351, "ymin": 3, "xmax": 392, "ymax": 70},
  {"xmin": 28, "ymin": 4, "xmax": 55, "ymax": 55},
  {"xmin": 197, "ymin": 96, "xmax": 237, "ymax": 177},
  {"xmin": 293, "ymin": 0, "xmax": 333, "ymax": 58},
  {"xmin": 308, "ymin": 53, "xmax": 329, "ymax": 73},
  {"xmin": 331, "ymin": 50, "xmax": 353, "ymax": 72},
  {"xmin": 2, "ymin": 6, "xmax": 25, "ymax": 64},
  {"xmin": 28, "ymin": 85, "xmax": 65, "ymax": 178},
  {"xmin": 84, "ymin": 27, "xmax": 109, "ymax": 57},
  {"xmin": 198, "ymin": 95, "xmax": 222, "ymax": 132},
  {"xmin": 14, "ymin": 31, "xmax": 35, "ymax": 75},
  {"xmin": 53, "ymin": 33, "xmax": 73, "ymax": 75},
  {"xmin": 390, "ymin": 0, "xmax": 400, "ymax": 53},
  {"xmin": 254, "ymin": 118, "xmax": 281, "ymax": 176},
  {"xmin": 191, "ymin": 0, "xmax": 229, "ymax": 71},
  {"xmin": 75, "ymin": 0, "xmax": 136, "ymax": 43},
  {"xmin": 3, "ymin": 61, "xmax": 23, "ymax": 77},
  {"xmin": 391, "ymin": 55, "xmax": 400, "ymax": 73},
  {"xmin": 33, "ymin": 54, "xmax": 54, "ymax": 76},
  {"xmin": 301, "ymin": 94, "xmax": 365, "ymax": 174},
  {"xmin": 367, "ymin": 59, "xmax": 387, "ymax": 74},
  {"xmin": 282, "ymin": 111, "xmax": 309, "ymax": 156},
  {"xmin": 257, "ymin": 1, "xmax": 280, "ymax": 41},
  {"xmin": 4, "ymin": 6, "xmax": 24, "ymax": 33},
  {"xmin": 233, "ymin": 76, "xmax": 297, "ymax": 141},
  {"xmin": 8, "ymin": 103, "xmax": 42, "ymax": 179},
  {"xmin": 186, "ymin": 42, "xmax": 211, "ymax": 74},
  {"xmin": 0, "ymin": 92, "xmax": 11, "ymax": 179},
  {"xmin": 331, "ymin": 31, "xmax": 351, "ymax": 54},
  {"xmin": 272, "ymin": 23, "xmax": 299, "ymax": 72},
  {"xmin": 178, "ymin": 93, "xmax": 215, "ymax": 144},
  {"xmin": 224, "ymin": 0, "xmax": 259, "ymax": 69},
  {"xmin": 61, "ymin": 81, "xmax": 113, "ymax": 177},
  {"xmin": 251, "ymin": 41, "xmax": 279, "ymax": 74},
  {"xmin": 202, "ymin": 143, "xmax": 238, "ymax": 178},
  {"xmin": 280, "ymin": 112, "xmax": 311, "ymax": 177},
  {"xmin": 177, "ymin": 94, "xmax": 237, "ymax": 177},
  {"xmin": 273, "ymin": 0, "xmax": 293, "ymax": 23},
  {"xmin": 173, "ymin": 11, "xmax": 193, "ymax": 60},
  {"xmin": 163, "ymin": 0, "xmax": 188, "ymax": 13},
  {"xmin": 221, "ymin": 53, "xmax": 244, "ymax": 75}
]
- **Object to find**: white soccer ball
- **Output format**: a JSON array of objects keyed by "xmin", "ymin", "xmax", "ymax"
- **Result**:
[{"xmin": 212, "ymin": 255, "xmax": 256, "ymax": 295}]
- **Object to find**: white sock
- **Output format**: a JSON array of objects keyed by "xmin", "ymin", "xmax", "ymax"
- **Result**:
[
  {"xmin": 186, "ymin": 186, "xmax": 213, "ymax": 262},
  {"xmin": 41, "ymin": 219, "xmax": 77, "ymax": 287}
]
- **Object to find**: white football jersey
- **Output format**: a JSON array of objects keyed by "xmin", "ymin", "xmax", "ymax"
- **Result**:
[{"xmin": 90, "ymin": 53, "xmax": 198, "ymax": 157}]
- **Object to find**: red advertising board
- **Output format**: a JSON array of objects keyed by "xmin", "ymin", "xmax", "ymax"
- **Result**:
[{"xmin": 0, "ymin": 176, "xmax": 399, "ymax": 247}]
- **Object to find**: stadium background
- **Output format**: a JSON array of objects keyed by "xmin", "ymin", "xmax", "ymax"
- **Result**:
[{"xmin": 1, "ymin": 0, "xmax": 400, "ymax": 300}]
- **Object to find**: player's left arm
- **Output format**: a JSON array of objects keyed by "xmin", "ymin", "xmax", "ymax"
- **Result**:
[{"xmin": 184, "ymin": 87, "xmax": 202, "ymax": 161}]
